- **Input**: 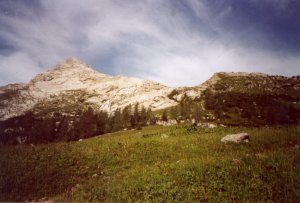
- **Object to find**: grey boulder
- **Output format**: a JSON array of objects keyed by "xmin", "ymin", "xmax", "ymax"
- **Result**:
[{"xmin": 221, "ymin": 133, "xmax": 250, "ymax": 143}]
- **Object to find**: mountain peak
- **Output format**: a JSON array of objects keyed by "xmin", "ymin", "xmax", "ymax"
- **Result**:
[
  {"xmin": 30, "ymin": 58, "xmax": 100, "ymax": 84},
  {"xmin": 65, "ymin": 57, "xmax": 86, "ymax": 65},
  {"xmin": 52, "ymin": 57, "xmax": 92, "ymax": 72}
]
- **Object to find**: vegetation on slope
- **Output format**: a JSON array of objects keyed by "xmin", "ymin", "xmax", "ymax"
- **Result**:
[
  {"xmin": 202, "ymin": 90, "xmax": 300, "ymax": 126},
  {"xmin": 0, "ymin": 125, "xmax": 299, "ymax": 202},
  {"xmin": 163, "ymin": 73, "xmax": 300, "ymax": 127},
  {"xmin": 1, "ymin": 72, "xmax": 300, "ymax": 144},
  {"xmin": 0, "ymin": 103, "xmax": 155, "ymax": 144}
]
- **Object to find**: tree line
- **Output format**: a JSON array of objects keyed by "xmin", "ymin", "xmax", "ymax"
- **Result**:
[
  {"xmin": 202, "ymin": 90, "xmax": 300, "ymax": 126},
  {"xmin": 0, "ymin": 103, "xmax": 156, "ymax": 144}
]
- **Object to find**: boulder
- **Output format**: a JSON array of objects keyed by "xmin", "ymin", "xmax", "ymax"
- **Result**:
[
  {"xmin": 156, "ymin": 119, "xmax": 177, "ymax": 126},
  {"xmin": 221, "ymin": 132, "xmax": 250, "ymax": 143},
  {"xmin": 16, "ymin": 136, "xmax": 27, "ymax": 144},
  {"xmin": 161, "ymin": 134, "xmax": 169, "ymax": 139},
  {"xmin": 197, "ymin": 122, "xmax": 217, "ymax": 128}
]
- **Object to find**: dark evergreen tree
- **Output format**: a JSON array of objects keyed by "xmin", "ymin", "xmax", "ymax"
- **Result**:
[
  {"xmin": 140, "ymin": 106, "xmax": 148, "ymax": 126},
  {"xmin": 192, "ymin": 103, "xmax": 202, "ymax": 124},
  {"xmin": 96, "ymin": 111, "xmax": 109, "ymax": 134},
  {"xmin": 134, "ymin": 103, "xmax": 140, "ymax": 122},
  {"xmin": 147, "ymin": 108, "xmax": 156, "ymax": 125},
  {"xmin": 161, "ymin": 110, "xmax": 168, "ymax": 122},
  {"xmin": 111, "ymin": 108, "xmax": 123, "ymax": 131},
  {"xmin": 131, "ymin": 103, "xmax": 140, "ymax": 128},
  {"xmin": 170, "ymin": 106, "xmax": 178, "ymax": 121},
  {"xmin": 122, "ymin": 105, "xmax": 131, "ymax": 128},
  {"xmin": 29, "ymin": 118, "xmax": 54, "ymax": 143},
  {"xmin": 73, "ymin": 107, "xmax": 97, "ymax": 140}
]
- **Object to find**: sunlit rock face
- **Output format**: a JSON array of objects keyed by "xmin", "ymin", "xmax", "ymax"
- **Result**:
[
  {"xmin": 0, "ymin": 58, "xmax": 299, "ymax": 122},
  {"xmin": 0, "ymin": 58, "xmax": 177, "ymax": 120}
]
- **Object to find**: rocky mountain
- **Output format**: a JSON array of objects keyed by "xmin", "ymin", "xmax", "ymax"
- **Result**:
[
  {"xmin": 1, "ymin": 58, "xmax": 300, "ymax": 123},
  {"xmin": 0, "ymin": 58, "xmax": 300, "ymax": 144},
  {"xmin": 0, "ymin": 58, "xmax": 178, "ymax": 121}
]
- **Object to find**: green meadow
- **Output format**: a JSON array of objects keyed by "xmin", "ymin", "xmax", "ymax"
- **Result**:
[{"xmin": 1, "ymin": 125, "xmax": 299, "ymax": 202}]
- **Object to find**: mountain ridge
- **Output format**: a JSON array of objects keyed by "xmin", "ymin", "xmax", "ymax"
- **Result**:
[
  {"xmin": 0, "ymin": 58, "xmax": 299, "ymax": 122},
  {"xmin": 1, "ymin": 58, "xmax": 300, "ymax": 144}
]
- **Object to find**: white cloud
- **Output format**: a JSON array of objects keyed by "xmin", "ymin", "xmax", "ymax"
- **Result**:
[
  {"xmin": 0, "ymin": 52, "xmax": 43, "ymax": 85},
  {"xmin": 0, "ymin": 0, "xmax": 299, "ymax": 87}
]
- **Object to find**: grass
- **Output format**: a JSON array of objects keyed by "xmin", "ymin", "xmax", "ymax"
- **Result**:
[{"xmin": 0, "ymin": 125, "xmax": 299, "ymax": 202}]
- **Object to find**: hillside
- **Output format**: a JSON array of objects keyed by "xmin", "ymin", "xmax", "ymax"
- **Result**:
[
  {"xmin": 1, "ymin": 125, "xmax": 299, "ymax": 202},
  {"xmin": 200, "ymin": 72, "xmax": 300, "ymax": 126},
  {"xmin": 0, "ymin": 58, "xmax": 300, "ymax": 144},
  {"xmin": 167, "ymin": 72, "xmax": 300, "ymax": 126}
]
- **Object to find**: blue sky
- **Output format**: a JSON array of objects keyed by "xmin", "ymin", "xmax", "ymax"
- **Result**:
[{"xmin": 0, "ymin": 0, "xmax": 299, "ymax": 87}]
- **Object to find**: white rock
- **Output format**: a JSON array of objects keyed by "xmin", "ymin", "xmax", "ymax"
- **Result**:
[
  {"xmin": 156, "ymin": 119, "xmax": 177, "ymax": 126},
  {"xmin": 16, "ymin": 136, "xmax": 27, "ymax": 144},
  {"xmin": 197, "ymin": 122, "xmax": 217, "ymax": 128},
  {"xmin": 207, "ymin": 123, "xmax": 217, "ymax": 128},
  {"xmin": 161, "ymin": 134, "xmax": 169, "ymax": 139},
  {"xmin": 221, "ymin": 133, "xmax": 250, "ymax": 143},
  {"xmin": 0, "ymin": 58, "xmax": 178, "ymax": 120}
]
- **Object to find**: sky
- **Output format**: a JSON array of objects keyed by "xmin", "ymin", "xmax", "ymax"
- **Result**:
[{"xmin": 0, "ymin": 0, "xmax": 299, "ymax": 87}]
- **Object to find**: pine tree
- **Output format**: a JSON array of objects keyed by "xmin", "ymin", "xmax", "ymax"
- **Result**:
[
  {"xmin": 122, "ymin": 105, "xmax": 131, "ymax": 128},
  {"xmin": 111, "ymin": 108, "xmax": 123, "ymax": 131},
  {"xmin": 75, "ymin": 107, "xmax": 97, "ymax": 139},
  {"xmin": 134, "ymin": 103, "xmax": 140, "ymax": 123},
  {"xmin": 170, "ymin": 106, "xmax": 178, "ymax": 121},
  {"xmin": 57, "ymin": 116, "xmax": 70, "ymax": 141},
  {"xmin": 96, "ymin": 110, "xmax": 109, "ymax": 134},
  {"xmin": 147, "ymin": 108, "xmax": 156, "ymax": 125},
  {"xmin": 192, "ymin": 103, "xmax": 202, "ymax": 124},
  {"xmin": 161, "ymin": 110, "xmax": 168, "ymax": 122},
  {"xmin": 29, "ymin": 117, "xmax": 55, "ymax": 143},
  {"xmin": 131, "ymin": 103, "xmax": 140, "ymax": 128},
  {"xmin": 140, "ymin": 105, "xmax": 148, "ymax": 126}
]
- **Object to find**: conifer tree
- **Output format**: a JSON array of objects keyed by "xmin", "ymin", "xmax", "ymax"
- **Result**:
[
  {"xmin": 122, "ymin": 105, "xmax": 131, "ymax": 128},
  {"xmin": 147, "ymin": 108, "xmax": 156, "ymax": 125},
  {"xmin": 192, "ymin": 103, "xmax": 202, "ymax": 124},
  {"xmin": 161, "ymin": 110, "xmax": 168, "ymax": 122},
  {"xmin": 111, "ymin": 108, "xmax": 123, "ymax": 131},
  {"xmin": 96, "ymin": 110, "xmax": 109, "ymax": 134},
  {"xmin": 170, "ymin": 106, "xmax": 178, "ymax": 120},
  {"xmin": 131, "ymin": 103, "xmax": 140, "ymax": 128},
  {"xmin": 140, "ymin": 105, "xmax": 148, "ymax": 126}
]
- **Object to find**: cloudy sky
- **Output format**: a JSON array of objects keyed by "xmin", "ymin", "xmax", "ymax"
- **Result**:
[{"xmin": 0, "ymin": 0, "xmax": 299, "ymax": 87}]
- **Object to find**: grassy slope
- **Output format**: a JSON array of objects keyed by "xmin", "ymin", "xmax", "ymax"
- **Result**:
[{"xmin": 0, "ymin": 125, "xmax": 299, "ymax": 202}]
